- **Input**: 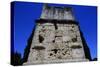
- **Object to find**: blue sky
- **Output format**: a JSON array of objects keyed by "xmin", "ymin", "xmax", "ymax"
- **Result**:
[{"xmin": 12, "ymin": 1, "xmax": 97, "ymax": 59}]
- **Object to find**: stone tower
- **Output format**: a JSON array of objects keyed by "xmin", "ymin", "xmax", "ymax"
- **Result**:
[{"xmin": 23, "ymin": 4, "xmax": 91, "ymax": 65}]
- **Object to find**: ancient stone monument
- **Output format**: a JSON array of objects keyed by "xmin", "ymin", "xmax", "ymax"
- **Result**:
[{"xmin": 23, "ymin": 4, "xmax": 91, "ymax": 65}]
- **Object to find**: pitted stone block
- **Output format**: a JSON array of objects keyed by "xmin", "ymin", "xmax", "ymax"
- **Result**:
[{"xmin": 23, "ymin": 4, "xmax": 90, "ymax": 65}]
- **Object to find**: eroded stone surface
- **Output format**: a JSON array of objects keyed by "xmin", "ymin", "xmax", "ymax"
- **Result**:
[{"xmin": 23, "ymin": 4, "xmax": 89, "ymax": 65}]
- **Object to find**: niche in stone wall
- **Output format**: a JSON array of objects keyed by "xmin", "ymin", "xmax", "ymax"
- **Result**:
[
  {"xmin": 71, "ymin": 37, "xmax": 77, "ymax": 42},
  {"xmin": 71, "ymin": 45, "xmax": 82, "ymax": 49},
  {"xmin": 39, "ymin": 35, "xmax": 44, "ymax": 43}
]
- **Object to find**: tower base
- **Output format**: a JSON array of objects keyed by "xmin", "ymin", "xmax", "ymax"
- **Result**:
[{"xmin": 23, "ymin": 59, "xmax": 89, "ymax": 65}]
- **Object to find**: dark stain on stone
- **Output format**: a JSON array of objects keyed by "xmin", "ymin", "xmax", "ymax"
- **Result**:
[
  {"xmin": 39, "ymin": 35, "xmax": 44, "ymax": 43},
  {"xmin": 50, "ymin": 53, "xmax": 53, "ymax": 56},
  {"xmin": 54, "ymin": 22, "xmax": 58, "ymax": 30},
  {"xmin": 58, "ymin": 56, "xmax": 62, "ymax": 59},
  {"xmin": 51, "ymin": 49, "xmax": 58, "ymax": 54},
  {"xmin": 32, "ymin": 46, "xmax": 45, "ymax": 50},
  {"xmin": 36, "ymin": 58, "xmax": 38, "ymax": 60},
  {"xmin": 72, "ymin": 38, "xmax": 77, "ymax": 42},
  {"xmin": 52, "ymin": 40, "xmax": 55, "ymax": 43},
  {"xmin": 72, "ymin": 26, "xmax": 74, "ymax": 28},
  {"xmin": 71, "ymin": 45, "xmax": 82, "ymax": 49},
  {"xmin": 62, "ymin": 53, "xmax": 65, "ymax": 55}
]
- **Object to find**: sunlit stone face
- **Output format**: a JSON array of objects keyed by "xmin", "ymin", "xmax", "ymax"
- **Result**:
[
  {"xmin": 23, "ymin": 4, "xmax": 89, "ymax": 65},
  {"xmin": 41, "ymin": 5, "xmax": 75, "ymax": 20}
]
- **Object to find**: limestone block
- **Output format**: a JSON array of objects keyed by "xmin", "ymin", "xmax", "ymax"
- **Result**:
[
  {"xmin": 63, "ymin": 35, "xmax": 71, "ymax": 42},
  {"xmin": 46, "ymin": 43, "xmax": 55, "ymax": 50},
  {"xmin": 72, "ymin": 49, "xmax": 84, "ymax": 59},
  {"xmin": 55, "ymin": 32, "xmax": 63, "ymax": 36},
  {"xmin": 55, "ymin": 37, "xmax": 62, "ymax": 43}
]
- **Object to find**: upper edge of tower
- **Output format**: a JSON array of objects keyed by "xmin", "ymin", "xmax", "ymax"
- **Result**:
[
  {"xmin": 43, "ymin": 3, "xmax": 72, "ymax": 10},
  {"xmin": 40, "ymin": 4, "xmax": 75, "ymax": 20}
]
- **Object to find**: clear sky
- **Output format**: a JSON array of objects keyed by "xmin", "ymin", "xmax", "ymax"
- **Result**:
[{"xmin": 12, "ymin": 1, "xmax": 97, "ymax": 59}]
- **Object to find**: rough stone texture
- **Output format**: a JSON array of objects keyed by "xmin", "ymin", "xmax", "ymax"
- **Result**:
[
  {"xmin": 41, "ymin": 4, "xmax": 75, "ymax": 20},
  {"xmin": 23, "ymin": 4, "xmax": 90, "ymax": 65}
]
